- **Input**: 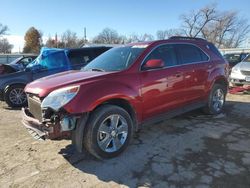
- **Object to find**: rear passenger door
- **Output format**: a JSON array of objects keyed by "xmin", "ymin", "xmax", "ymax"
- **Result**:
[{"xmin": 174, "ymin": 44, "xmax": 210, "ymax": 104}]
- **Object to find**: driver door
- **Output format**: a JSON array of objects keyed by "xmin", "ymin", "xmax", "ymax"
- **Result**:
[{"xmin": 140, "ymin": 44, "xmax": 186, "ymax": 121}]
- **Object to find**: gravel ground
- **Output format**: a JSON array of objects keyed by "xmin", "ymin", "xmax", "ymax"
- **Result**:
[{"xmin": 0, "ymin": 94, "xmax": 250, "ymax": 188}]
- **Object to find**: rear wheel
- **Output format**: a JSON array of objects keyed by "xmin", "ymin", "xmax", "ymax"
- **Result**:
[
  {"xmin": 204, "ymin": 84, "xmax": 227, "ymax": 115},
  {"xmin": 83, "ymin": 105, "xmax": 133, "ymax": 159},
  {"xmin": 4, "ymin": 85, "xmax": 27, "ymax": 107}
]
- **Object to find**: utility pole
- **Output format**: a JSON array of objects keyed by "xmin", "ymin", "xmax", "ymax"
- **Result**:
[{"xmin": 84, "ymin": 27, "xmax": 87, "ymax": 43}]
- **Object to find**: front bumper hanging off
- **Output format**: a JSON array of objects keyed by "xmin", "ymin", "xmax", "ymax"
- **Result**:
[{"xmin": 21, "ymin": 108, "xmax": 70, "ymax": 140}]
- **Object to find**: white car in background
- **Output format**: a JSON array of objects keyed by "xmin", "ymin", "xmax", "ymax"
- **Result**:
[{"xmin": 230, "ymin": 55, "xmax": 250, "ymax": 86}]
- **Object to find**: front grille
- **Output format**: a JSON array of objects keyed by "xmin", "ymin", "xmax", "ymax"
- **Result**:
[
  {"xmin": 241, "ymin": 70, "xmax": 250, "ymax": 76},
  {"xmin": 28, "ymin": 94, "xmax": 43, "ymax": 122}
]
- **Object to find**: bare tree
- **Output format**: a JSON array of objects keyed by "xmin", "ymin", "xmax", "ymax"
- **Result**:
[
  {"xmin": 156, "ymin": 29, "xmax": 183, "ymax": 39},
  {"xmin": 61, "ymin": 30, "xmax": 80, "ymax": 48},
  {"xmin": 180, "ymin": 4, "xmax": 217, "ymax": 37},
  {"xmin": 45, "ymin": 31, "xmax": 84, "ymax": 48},
  {"xmin": 180, "ymin": 4, "xmax": 250, "ymax": 48},
  {"xmin": 0, "ymin": 23, "xmax": 8, "ymax": 36},
  {"xmin": 93, "ymin": 28, "xmax": 123, "ymax": 44},
  {"xmin": 0, "ymin": 38, "xmax": 13, "ymax": 53},
  {"xmin": 126, "ymin": 33, "xmax": 154, "ymax": 43}
]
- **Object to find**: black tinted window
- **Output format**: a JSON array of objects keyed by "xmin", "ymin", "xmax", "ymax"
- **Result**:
[
  {"xmin": 144, "ymin": 44, "xmax": 177, "ymax": 67},
  {"xmin": 67, "ymin": 50, "xmax": 93, "ymax": 66},
  {"xmin": 176, "ymin": 44, "xmax": 208, "ymax": 64},
  {"xmin": 92, "ymin": 47, "xmax": 111, "ymax": 57}
]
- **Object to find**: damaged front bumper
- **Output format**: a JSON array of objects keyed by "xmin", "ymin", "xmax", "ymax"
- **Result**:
[{"xmin": 21, "ymin": 107, "xmax": 71, "ymax": 140}]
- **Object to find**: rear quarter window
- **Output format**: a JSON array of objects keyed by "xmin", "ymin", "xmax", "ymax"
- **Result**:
[{"xmin": 207, "ymin": 43, "xmax": 223, "ymax": 59}]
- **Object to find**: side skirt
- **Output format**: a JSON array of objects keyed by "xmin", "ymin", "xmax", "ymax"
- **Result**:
[{"xmin": 140, "ymin": 101, "xmax": 206, "ymax": 126}]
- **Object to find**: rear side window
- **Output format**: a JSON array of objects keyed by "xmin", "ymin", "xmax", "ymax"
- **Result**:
[
  {"xmin": 144, "ymin": 44, "xmax": 177, "ymax": 67},
  {"xmin": 175, "ymin": 44, "xmax": 209, "ymax": 64},
  {"xmin": 207, "ymin": 43, "xmax": 223, "ymax": 59},
  {"xmin": 67, "ymin": 50, "xmax": 93, "ymax": 66}
]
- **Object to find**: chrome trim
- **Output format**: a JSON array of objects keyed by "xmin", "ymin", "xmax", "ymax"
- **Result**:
[{"xmin": 140, "ymin": 42, "xmax": 211, "ymax": 72}]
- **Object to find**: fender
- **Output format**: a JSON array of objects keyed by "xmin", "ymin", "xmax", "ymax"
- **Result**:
[
  {"xmin": 205, "ymin": 62, "xmax": 228, "ymax": 95},
  {"xmin": 0, "ymin": 71, "xmax": 32, "ymax": 91},
  {"xmin": 63, "ymin": 79, "xmax": 142, "ymax": 122}
]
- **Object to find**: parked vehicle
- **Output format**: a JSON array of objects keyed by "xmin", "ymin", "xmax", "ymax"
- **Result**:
[
  {"xmin": 223, "ymin": 53, "xmax": 249, "ymax": 68},
  {"xmin": 22, "ymin": 37, "xmax": 229, "ymax": 159},
  {"xmin": 0, "ymin": 54, "xmax": 36, "ymax": 64},
  {"xmin": 0, "ymin": 55, "xmax": 37, "ymax": 75},
  {"xmin": 0, "ymin": 46, "xmax": 111, "ymax": 107},
  {"xmin": 230, "ymin": 54, "xmax": 250, "ymax": 86}
]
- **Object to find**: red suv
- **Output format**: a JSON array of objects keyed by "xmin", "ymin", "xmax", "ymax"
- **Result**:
[{"xmin": 22, "ymin": 37, "xmax": 229, "ymax": 159}]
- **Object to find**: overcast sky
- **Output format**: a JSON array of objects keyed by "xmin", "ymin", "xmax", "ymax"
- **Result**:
[{"xmin": 1, "ymin": 0, "xmax": 250, "ymax": 52}]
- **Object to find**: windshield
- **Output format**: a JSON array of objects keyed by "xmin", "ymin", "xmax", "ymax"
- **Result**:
[
  {"xmin": 243, "ymin": 55, "xmax": 250, "ymax": 62},
  {"xmin": 10, "ymin": 57, "xmax": 23, "ymax": 64},
  {"xmin": 27, "ymin": 50, "xmax": 68, "ymax": 70},
  {"xmin": 223, "ymin": 54, "xmax": 241, "ymax": 63},
  {"xmin": 83, "ymin": 45, "xmax": 147, "ymax": 71}
]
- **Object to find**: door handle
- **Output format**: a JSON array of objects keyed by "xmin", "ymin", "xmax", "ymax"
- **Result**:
[{"xmin": 175, "ymin": 72, "xmax": 182, "ymax": 77}]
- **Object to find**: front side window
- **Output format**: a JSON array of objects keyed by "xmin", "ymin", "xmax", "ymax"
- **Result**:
[
  {"xmin": 83, "ymin": 46, "xmax": 146, "ymax": 72},
  {"xmin": 176, "ymin": 44, "xmax": 208, "ymax": 64},
  {"xmin": 143, "ymin": 44, "xmax": 177, "ymax": 68}
]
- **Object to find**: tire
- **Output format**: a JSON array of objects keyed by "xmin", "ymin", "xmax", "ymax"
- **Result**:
[
  {"xmin": 83, "ymin": 105, "xmax": 133, "ymax": 159},
  {"xmin": 4, "ymin": 84, "xmax": 27, "ymax": 108},
  {"xmin": 203, "ymin": 83, "xmax": 227, "ymax": 115}
]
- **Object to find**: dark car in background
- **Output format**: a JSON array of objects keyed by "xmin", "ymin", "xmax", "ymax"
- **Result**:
[
  {"xmin": 223, "ymin": 53, "xmax": 249, "ymax": 68},
  {"xmin": 0, "ymin": 55, "xmax": 37, "ymax": 75},
  {"xmin": 0, "ymin": 46, "xmax": 111, "ymax": 107}
]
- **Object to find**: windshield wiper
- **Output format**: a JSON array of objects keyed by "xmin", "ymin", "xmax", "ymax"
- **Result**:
[{"xmin": 89, "ymin": 68, "xmax": 105, "ymax": 72}]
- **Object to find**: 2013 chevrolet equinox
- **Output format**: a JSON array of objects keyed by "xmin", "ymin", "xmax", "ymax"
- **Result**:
[{"xmin": 22, "ymin": 37, "xmax": 229, "ymax": 159}]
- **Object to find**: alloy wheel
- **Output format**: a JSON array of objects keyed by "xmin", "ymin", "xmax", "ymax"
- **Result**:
[
  {"xmin": 97, "ymin": 114, "xmax": 128, "ymax": 153},
  {"xmin": 9, "ymin": 88, "xmax": 27, "ymax": 105},
  {"xmin": 212, "ymin": 88, "xmax": 224, "ymax": 112}
]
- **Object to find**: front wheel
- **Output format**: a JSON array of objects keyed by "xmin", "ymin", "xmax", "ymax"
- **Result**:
[
  {"xmin": 204, "ymin": 83, "xmax": 227, "ymax": 115},
  {"xmin": 83, "ymin": 105, "xmax": 133, "ymax": 159},
  {"xmin": 4, "ymin": 85, "xmax": 27, "ymax": 108}
]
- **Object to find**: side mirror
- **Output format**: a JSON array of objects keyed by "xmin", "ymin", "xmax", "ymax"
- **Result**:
[{"xmin": 143, "ymin": 59, "xmax": 164, "ymax": 70}]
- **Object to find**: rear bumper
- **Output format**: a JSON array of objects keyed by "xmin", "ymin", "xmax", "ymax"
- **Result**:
[{"xmin": 21, "ymin": 108, "xmax": 70, "ymax": 140}]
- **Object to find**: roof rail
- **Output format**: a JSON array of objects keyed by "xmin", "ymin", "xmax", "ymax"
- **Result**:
[{"xmin": 169, "ymin": 36, "xmax": 207, "ymax": 41}]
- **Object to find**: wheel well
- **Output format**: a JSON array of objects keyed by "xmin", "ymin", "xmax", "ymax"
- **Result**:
[
  {"xmin": 94, "ymin": 98, "xmax": 138, "ymax": 131},
  {"xmin": 4, "ymin": 83, "xmax": 26, "ymax": 93},
  {"xmin": 214, "ymin": 78, "xmax": 228, "ymax": 90}
]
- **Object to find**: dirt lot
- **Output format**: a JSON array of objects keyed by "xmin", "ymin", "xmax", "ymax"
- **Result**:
[{"xmin": 0, "ymin": 94, "xmax": 250, "ymax": 188}]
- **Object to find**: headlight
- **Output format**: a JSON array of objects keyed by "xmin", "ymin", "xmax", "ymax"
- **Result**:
[
  {"xmin": 231, "ymin": 67, "xmax": 240, "ymax": 74},
  {"xmin": 41, "ymin": 85, "xmax": 79, "ymax": 111}
]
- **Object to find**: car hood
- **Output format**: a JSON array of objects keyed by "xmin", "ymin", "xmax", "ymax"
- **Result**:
[
  {"xmin": 235, "ymin": 61, "xmax": 250, "ymax": 71},
  {"xmin": 0, "ymin": 63, "xmax": 21, "ymax": 75},
  {"xmin": 25, "ymin": 70, "xmax": 112, "ymax": 97}
]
